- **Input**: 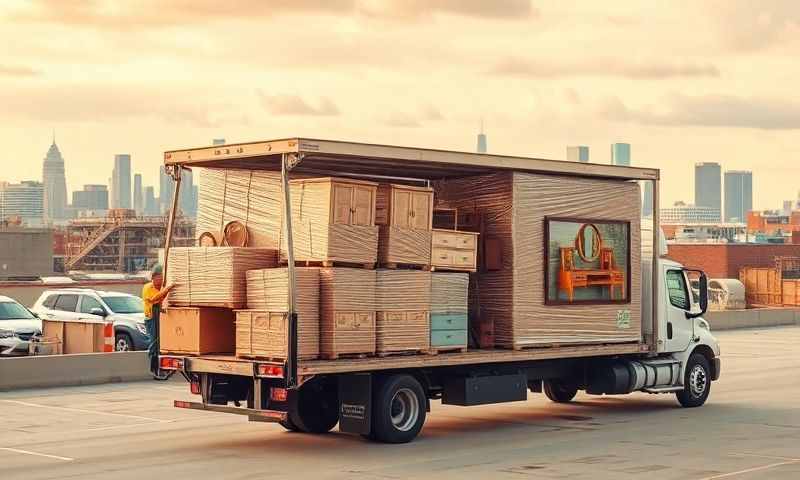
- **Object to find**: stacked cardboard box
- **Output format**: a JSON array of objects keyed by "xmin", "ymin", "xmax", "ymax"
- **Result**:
[
  {"xmin": 160, "ymin": 307, "xmax": 236, "ymax": 355},
  {"xmin": 319, "ymin": 268, "xmax": 377, "ymax": 359},
  {"xmin": 375, "ymin": 269, "xmax": 431, "ymax": 355},
  {"xmin": 236, "ymin": 267, "xmax": 320, "ymax": 360}
]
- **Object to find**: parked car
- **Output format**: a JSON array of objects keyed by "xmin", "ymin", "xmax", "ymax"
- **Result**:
[
  {"xmin": 31, "ymin": 289, "xmax": 149, "ymax": 351},
  {"xmin": 0, "ymin": 295, "xmax": 42, "ymax": 356}
]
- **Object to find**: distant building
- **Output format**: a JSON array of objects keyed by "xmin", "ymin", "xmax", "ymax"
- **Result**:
[
  {"xmin": 133, "ymin": 173, "xmax": 143, "ymax": 215},
  {"xmin": 42, "ymin": 139, "xmax": 68, "ymax": 222},
  {"xmin": 747, "ymin": 210, "xmax": 800, "ymax": 236},
  {"xmin": 72, "ymin": 184, "xmax": 109, "ymax": 211},
  {"xmin": 212, "ymin": 138, "xmax": 226, "ymax": 146},
  {"xmin": 0, "ymin": 227, "xmax": 53, "ymax": 278},
  {"xmin": 694, "ymin": 162, "xmax": 722, "ymax": 222},
  {"xmin": 783, "ymin": 200, "xmax": 794, "ymax": 216},
  {"xmin": 179, "ymin": 169, "xmax": 196, "ymax": 217},
  {"xmin": 112, "ymin": 154, "xmax": 132, "ymax": 209},
  {"xmin": 566, "ymin": 146, "xmax": 589, "ymax": 162},
  {"xmin": 610, "ymin": 143, "xmax": 630, "ymax": 166},
  {"xmin": 159, "ymin": 166, "xmax": 175, "ymax": 214},
  {"xmin": 724, "ymin": 170, "xmax": 753, "ymax": 223},
  {"xmin": 661, "ymin": 201, "xmax": 721, "ymax": 224},
  {"xmin": 144, "ymin": 186, "xmax": 159, "ymax": 216},
  {"xmin": 476, "ymin": 121, "xmax": 487, "ymax": 153},
  {"xmin": 0, "ymin": 181, "xmax": 45, "ymax": 226},
  {"xmin": 642, "ymin": 182, "xmax": 654, "ymax": 217}
]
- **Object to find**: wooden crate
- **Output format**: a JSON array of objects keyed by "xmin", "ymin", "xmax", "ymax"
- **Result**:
[
  {"xmin": 376, "ymin": 311, "xmax": 430, "ymax": 355},
  {"xmin": 739, "ymin": 267, "xmax": 782, "ymax": 306},
  {"xmin": 375, "ymin": 269, "xmax": 432, "ymax": 311},
  {"xmin": 160, "ymin": 307, "xmax": 235, "ymax": 355},
  {"xmin": 62, "ymin": 321, "xmax": 106, "ymax": 354},
  {"xmin": 281, "ymin": 177, "xmax": 379, "ymax": 265},
  {"xmin": 431, "ymin": 229, "xmax": 479, "ymax": 272},
  {"xmin": 167, "ymin": 247, "xmax": 278, "ymax": 308},
  {"xmin": 235, "ymin": 310, "xmax": 319, "ymax": 360},
  {"xmin": 431, "ymin": 272, "xmax": 469, "ymax": 314},
  {"xmin": 319, "ymin": 267, "xmax": 377, "ymax": 359},
  {"xmin": 782, "ymin": 279, "xmax": 800, "ymax": 306},
  {"xmin": 376, "ymin": 184, "xmax": 433, "ymax": 266}
]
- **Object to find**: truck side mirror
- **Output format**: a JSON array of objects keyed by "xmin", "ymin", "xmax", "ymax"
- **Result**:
[
  {"xmin": 684, "ymin": 269, "xmax": 708, "ymax": 318},
  {"xmin": 90, "ymin": 307, "xmax": 107, "ymax": 317}
]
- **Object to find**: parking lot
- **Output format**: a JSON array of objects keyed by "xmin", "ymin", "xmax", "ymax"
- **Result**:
[{"xmin": 1, "ymin": 326, "xmax": 798, "ymax": 480}]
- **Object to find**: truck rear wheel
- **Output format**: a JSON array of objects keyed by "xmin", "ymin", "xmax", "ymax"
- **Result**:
[
  {"xmin": 287, "ymin": 378, "xmax": 339, "ymax": 434},
  {"xmin": 543, "ymin": 380, "xmax": 578, "ymax": 403},
  {"xmin": 676, "ymin": 353, "xmax": 711, "ymax": 408},
  {"xmin": 371, "ymin": 375, "xmax": 426, "ymax": 444}
]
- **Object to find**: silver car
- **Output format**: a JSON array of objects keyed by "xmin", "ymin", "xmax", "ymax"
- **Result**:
[{"xmin": 0, "ymin": 295, "xmax": 42, "ymax": 356}]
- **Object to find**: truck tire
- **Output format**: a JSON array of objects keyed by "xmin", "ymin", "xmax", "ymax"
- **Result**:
[
  {"xmin": 280, "ymin": 415, "xmax": 300, "ymax": 432},
  {"xmin": 543, "ymin": 380, "xmax": 578, "ymax": 403},
  {"xmin": 371, "ymin": 375, "xmax": 426, "ymax": 444},
  {"xmin": 676, "ymin": 353, "xmax": 711, "ymax": 408},
  {"xmin": 115, "ymin": 332, "xmax": 133, "ymax": 352},
  {"xmin": 287, "ymin": 378, "xmax": 339, "ymax": 434}
]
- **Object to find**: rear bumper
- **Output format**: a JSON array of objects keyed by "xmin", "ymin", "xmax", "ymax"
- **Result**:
[
  {"xmin": 173, "ymin": 400, "xmax": 286, "ymax": 423},
  {"xmin": 712, "ymin": 357, "xmax": 721, "ymax": 381}
]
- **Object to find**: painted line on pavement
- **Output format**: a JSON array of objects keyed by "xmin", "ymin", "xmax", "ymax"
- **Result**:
[
  {"xmin": 0, "ymin": 447, "xmax": 74, "ymax": 462},
  {"xmin": 701, "ymin": 460, "xmax": 800, "ymax": 479},
  {"xmin": 0, "ymin": 399, "xmax": 169, "ymax": 423}
]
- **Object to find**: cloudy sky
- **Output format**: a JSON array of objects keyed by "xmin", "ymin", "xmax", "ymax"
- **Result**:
[{"xmin": 2, "ymin": 0, "xmax": 799, "ymax": 209}]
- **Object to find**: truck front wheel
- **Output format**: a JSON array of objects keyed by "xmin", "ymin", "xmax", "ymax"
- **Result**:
[
  {"xmin": 371, "ymin": 375, "xmax": 426, "ymax": 444},
  {"xmin": 543, "ymin": 380, "xmax": 578, "ymax": 403},
  {"xmin": 676, "ymin": 353, "xmax": 711, "ymax": 408}
]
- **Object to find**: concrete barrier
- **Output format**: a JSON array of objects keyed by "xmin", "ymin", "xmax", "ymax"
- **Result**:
[
  {"xmin": 0, "ymin": 351, "xmax": 151, "ymax": 391},
  {"xmin": 705, "ymin": 308, "xmax": 800, "ymax": 331}
]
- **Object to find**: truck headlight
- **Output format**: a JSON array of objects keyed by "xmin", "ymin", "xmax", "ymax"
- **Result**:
[{"xmin": 136, "ymin": 323, "xmax": 148, "ymax": 335}]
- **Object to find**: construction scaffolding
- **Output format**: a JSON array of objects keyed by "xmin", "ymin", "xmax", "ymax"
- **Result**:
[{"xmin": 65, "ymin": 209, "xmax": 195, "ymax": 273}]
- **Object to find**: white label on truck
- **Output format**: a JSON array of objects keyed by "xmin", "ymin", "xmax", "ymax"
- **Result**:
[{"xmin": 616, "ymin": 310, "xmax": 631, "ymax": 329}]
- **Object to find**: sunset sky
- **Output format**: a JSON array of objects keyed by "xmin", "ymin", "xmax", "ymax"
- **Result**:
[{"xmin": 1, "ymin": 1, "xmax": 799, "ymax": 209}]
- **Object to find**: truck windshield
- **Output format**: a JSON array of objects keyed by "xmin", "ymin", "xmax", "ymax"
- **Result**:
[
  {"xmin": 0, "ymin": 302, "xmax": 36, "ymax": 320},
  {"xmin": 101, "ymin": 296, "xmax": 143, "ymax": 314}
]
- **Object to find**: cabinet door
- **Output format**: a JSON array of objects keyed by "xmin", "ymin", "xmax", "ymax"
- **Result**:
[
  {"xmin": 352, "ymin": 186, "xmax": 374, "ymax": 226},
  {"xmin": 332, "ymin": 184, "xmax": 353, "ymax": 224},
  {"xmin": 391, "ymin": 189, "xmax": 411, "ymax": 228},
  {"xmin": 410, "ymin": 191, "xmax": 431, "ymax": 230}
]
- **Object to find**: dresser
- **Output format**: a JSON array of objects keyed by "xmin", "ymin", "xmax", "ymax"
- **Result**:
[
  {"xmin": 376, "ymin": 184, "xmax": 433, "ymax": 266},
  {"xmin": 431, "ymin": 229, "xmax": 479, "ymax": 272}
]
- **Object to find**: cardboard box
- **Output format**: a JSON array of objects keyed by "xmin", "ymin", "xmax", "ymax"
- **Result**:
[{"xmin": 160, "ymin": 307, "xmax": 235, "ymax": 355}]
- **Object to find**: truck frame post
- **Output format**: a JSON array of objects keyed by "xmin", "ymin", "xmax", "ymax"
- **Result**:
[
  {"xmin": 282, "ymin": 153, "xmax": 301, "ymax": 388},
  {"xmin": 651, "ymin": 177, "xmax": 660, "ymax": 352},
  {"xmin": 162, "ymin": 165, "xmax": 183, "ymax": 280}
]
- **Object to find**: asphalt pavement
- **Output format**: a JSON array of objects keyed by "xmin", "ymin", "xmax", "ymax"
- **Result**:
[{"xmin": 1, "ymin": 326, "xmax": 798, "ymax": 480}]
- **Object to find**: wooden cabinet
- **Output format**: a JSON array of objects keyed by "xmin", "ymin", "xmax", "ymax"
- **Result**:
[
  {"xmin": 431, "ymin": 229, "xmax": 479, "ymax": 272},
  {"xmin": 376, "ymin": 184, "xmax": 434, "ymax": 266},
  {"xmin": 282, "ymin": 178, "xmax": 379, "ymax": 264}
]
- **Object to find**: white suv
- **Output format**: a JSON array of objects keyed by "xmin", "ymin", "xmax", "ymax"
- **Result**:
[{"xmin": 31, "ymin": 289, "xmax": 149, "ymax": 351}]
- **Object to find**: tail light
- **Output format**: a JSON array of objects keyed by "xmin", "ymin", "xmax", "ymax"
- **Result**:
[
  {"xmin": 190, "ymin": 379, "xmax": 201, "ymax": 395},
  {"xmin": 160, "ymin": 356, "xmax": 184, "ymax": 370},
  {"xmin": 257, "ymin": 364, "xmax": 284, "ymax": 378},
  {"xmin": 270, "ymin": 387, "xmax": 288, "ymax": 402}
]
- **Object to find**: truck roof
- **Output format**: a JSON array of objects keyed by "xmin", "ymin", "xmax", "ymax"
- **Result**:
[{"xmin": 164, "ymin": 137, "xmax": 659, "ymax": 182}]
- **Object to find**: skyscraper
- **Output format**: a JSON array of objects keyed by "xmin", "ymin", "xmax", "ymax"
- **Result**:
[
  {"xmin": 72, "ymin": 185, "xmax": 108, "ymax": 211},
  {"xmin": 724, "ymin": 170, "xmax": 753, "ymax": 223},
  {"xmin": 133, "ymin": 173, "xmax": 143, "ymax": 214},
  {"xmin": 783, "ymin": 200, "xmax": 794, "ymax": 216},
  {"xmin": 159, "ymin": 165, "xmax": 174, "ymax": 214},
  {"xmin": 112, "ymin": 154, "xmax": 131, "ymax": 209},
  {"xmin": 213, "ymin": 138, "xmax": 226, "ymax": 146},
  {"xmin": 610, "ymin": 143, "xmax": 631, "ymax": 166},
  {"xmin": 476, "ymin": 121, "xmax": 487, "ymax": 153},
  {"xmin": 144, "ymin": 186, "xmax": 159, "ymax": 216},
  {"xmin": 642, "ymin": 183, "xmax": 654, "ymax": 217},
  {"xmin": 42, "ymin": 139, "xmax": 68, "ymax": 221},
  {"xmin": 0, "ymin": 181, "xmax": 45, "ymax": 226},
  {"xmin": 566, "ymin": 146, "xmax": 589, "ymax": 162},
  {"xmin": 179, "ymin": 169, "xmax": 196, "ymax": 217},
  {"xmin": 694, "ymin": 162, "xmax": 722, "ymax": 221}
]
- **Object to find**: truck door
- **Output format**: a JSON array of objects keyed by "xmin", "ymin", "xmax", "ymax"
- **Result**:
[{"xmin": 663, "ymin": 268, "xmax": 694, "ymax": 353}]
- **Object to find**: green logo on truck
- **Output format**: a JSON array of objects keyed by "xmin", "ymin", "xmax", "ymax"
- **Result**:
[{"xmin": 616, "ymin": 310, "xmax": 631, "ymax": 329}]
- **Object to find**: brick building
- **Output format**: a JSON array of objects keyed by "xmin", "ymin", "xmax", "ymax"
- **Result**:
[
  {"xmin": 747, "ymin": 211, "xmax": 800, "ymax": 235},
  {"xmin": 666, "ymin": 243, "xmax": 800, "ymax": 278}
]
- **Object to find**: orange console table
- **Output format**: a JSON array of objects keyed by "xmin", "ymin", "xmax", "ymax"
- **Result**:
[{"xmin": 558, "ymin": 247, "xmax": 625, "ymax": 302}]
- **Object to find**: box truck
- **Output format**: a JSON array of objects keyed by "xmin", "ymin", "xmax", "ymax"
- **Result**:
[{"xmin": 158, "ymin": 138, "xmax": 720, "ymax": 443}]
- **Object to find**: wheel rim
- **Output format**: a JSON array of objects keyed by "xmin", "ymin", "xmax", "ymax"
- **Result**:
[
  {"xmin": 689, "ymin": 364, "xmax": 707, "ymax": 397},
  {"xmin": 116, "ymin": 337, "xmax": 130, "ymax": 351},
  {"xmin": 390, "ymin": 388, "xmax": 419, "ymax": 432}
]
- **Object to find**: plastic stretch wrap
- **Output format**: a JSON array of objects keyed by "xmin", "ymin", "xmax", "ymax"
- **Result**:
[
  {"xmin": 436, "ymin": 172, "xmax": 641, "ymax": 348},
  {"xmin": 431, "ymin": 272, "xmax": 469, "ymax": 314},
  {"xmin": 166, "ymin": 247, "xmax": 277, "ymax": 308},
  {"xmin": 237, "ymin": 267, "xmax": 320, "ymax": 359},
  {"xmin": 374, "ymin": 269, "xmax": 432, "ymax": 354},
  {"xmin": 197, "ymin": 168, "xmax": 283, "ymax": 248},
  {"xmin": 378, "ymin": 226, "xmax": 431, "ymax": 265},
  {"xmin": 319, "ymin": 267, "xmax": 377, "ymax": 358}
]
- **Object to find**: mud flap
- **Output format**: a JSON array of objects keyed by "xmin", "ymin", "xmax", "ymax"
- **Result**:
[{"xmin": 338, "ymin": 373, "xmax": 371, "ymax": 434}]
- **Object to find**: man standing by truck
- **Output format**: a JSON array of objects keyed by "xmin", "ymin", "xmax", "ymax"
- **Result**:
[{"xmin": 142, "ymin": 264, "xmax": 176, "ymax": 379}]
